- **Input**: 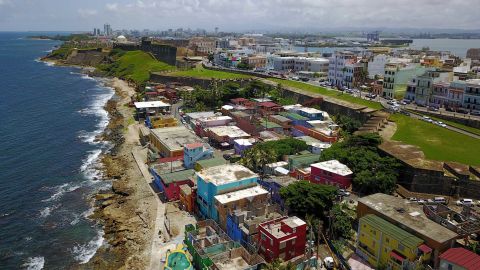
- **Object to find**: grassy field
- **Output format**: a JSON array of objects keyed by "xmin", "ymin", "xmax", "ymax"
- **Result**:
[
  {"xmin": 100, "ymin": 50, "xmax": 175, "ymax": 84},
  {"xmin": 169, "ymin": 65, "xmax": 251, "ymax": 79},
  {"xmin": 389, "ymin": 114, "xmax": 480, "ymax": 166},
  {"xmin": 269, "ymin": 78, "xmax": 383, "ymax": 110}
]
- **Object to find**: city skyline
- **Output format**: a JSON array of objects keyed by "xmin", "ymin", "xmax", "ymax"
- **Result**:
[{"xmin": 1, "ymin": 0, "xmax": 480, "ymax": 32}]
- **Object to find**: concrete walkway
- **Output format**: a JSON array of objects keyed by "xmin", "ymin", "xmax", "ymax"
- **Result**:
[{"xmin": 131, "ymin": 146, "xmax": 166, "ymax": 270}]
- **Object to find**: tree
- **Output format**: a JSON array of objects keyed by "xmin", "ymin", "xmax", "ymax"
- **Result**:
[
  {"xmin": 280, "ymin": 181, "xmax": 337, "ymax": 219},
  {"xmin": 207, "ymin": 53, "xmax": 214, "ymax": 63},
  {"xmin": 330, "ymin": 204, "xmax": 353, "ymax": 240},
  {"xmin": 236, "ymin": 61, "xmax": 249, "ymax": 70},
  {"xmin": 254, "ymin": 138, "xmax": 309, "ymax": 161},
  {"xmin": 334, "ymin": 114, "xmax": 362, "ymax": 135},
  {"xmin": 320, "ymin": 133, "xmax": 400, "ymax": 195},
  {"xmin": 240, "ymin": 147, "xmax": 277, "ymax": 173},
  {"xmin": 263, "ymin": 259, "xmax": 295, "ymax": 270}
]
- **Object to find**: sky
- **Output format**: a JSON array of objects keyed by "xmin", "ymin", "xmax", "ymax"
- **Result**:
[{"xmin": 1, "ymin": 0, "xmax": 480, "ymax": 32}]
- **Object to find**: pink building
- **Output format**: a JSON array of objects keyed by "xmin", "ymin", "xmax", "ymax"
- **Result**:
[{"xmin": 310, "ymin": 160, "xmax": 353, "ymax": 189}]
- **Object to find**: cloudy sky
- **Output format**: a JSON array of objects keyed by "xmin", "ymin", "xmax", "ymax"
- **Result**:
[{"xmin": 1, "ymin": 0, "xmax": 479, "ymax": 32}]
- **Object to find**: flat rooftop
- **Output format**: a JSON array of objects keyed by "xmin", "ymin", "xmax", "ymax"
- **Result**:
[
  {"xmin": 297, "ymin": 107, "xmax": 324, "ymax": 114},
  {"xmin": 150, "ymin": 126, "xmax": 200, "ymax": 152},
  {"xmin": 261, "ymin": 216, "xmax": 306, "ymax": 239},
  {"xmin": 198, "ymin": 115, "xmax": 232, "ymax": 122},
  {"xmin": 358, "ymin": 193, "xmax": 458, "ymax": 244},
  {"xmin": 207, "ymin": 126, "xmax": 250, "ymax": 138},
  {"xmin": 234, "ymin": 138, "xmax": 255, "ymax": 146},
  {"xmin": 270, "ymin": 114, "xmax": 291, "ymax": 123},
  {"xmin": 311, "ymin": 160, "xmax": 353, "ymax": 176},
  {"xmin": 215, "ymin": 186, "xmax": 268, "ymax": 205},
  {"xmin": 264, "ymin": 175, "xmax": 298, "ymax": 187},
  {"xmin": 185, "ymin": 111, "xmax": 215, "ymax": 119},
  {"xmin": 134, "ymin": 101, "xmax": 171, "ymax": 109},
  {"xmin": 197, "ymin": 164, "xmax": 258, "ymax": 186}
]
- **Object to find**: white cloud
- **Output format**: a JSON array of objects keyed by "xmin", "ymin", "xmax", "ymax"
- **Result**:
[
  {"xmin": 105, "ymin": 3, "xmax": 118, "ymax": 11},
  {"xmin": 77, "ymin": 8, "xmax": 98, "ymax": 18}
]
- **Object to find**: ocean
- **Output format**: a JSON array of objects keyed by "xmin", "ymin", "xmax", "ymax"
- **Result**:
[
  {"xmin": 295, "ymin": 38, "xmax": 480, "ymax": 58},
  {"xmin": 0, "ymin": 32, "xmax": 114, "ymax": 269}
]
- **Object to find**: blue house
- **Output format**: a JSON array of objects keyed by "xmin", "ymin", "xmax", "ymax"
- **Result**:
[
  {"xmin": 183, "ymin": 143, "xmax": 214, "ymax": 169},
  {"xmin": 196, "ymin": 164, "xmax": 258, "ymax": 221},
  {"xmin": 258, "ymin": 176, "xmax": 298, "ymax": 210},
  {"xmin": 280, "ymin": 112, "xmax": 311, "ymax": 127}
]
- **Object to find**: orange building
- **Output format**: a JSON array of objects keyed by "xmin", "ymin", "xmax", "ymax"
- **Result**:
[{"xmin": 179, "ymin": 184, "xmax": 196, "ymax": 213}]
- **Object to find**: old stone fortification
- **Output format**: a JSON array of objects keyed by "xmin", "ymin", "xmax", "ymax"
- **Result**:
[
  {"xmin": 380, "ymin": 141, "xmax": 480, "ymax": 199},
  {"xmin": 149, "ymin": 72, "xmax": 254, "ymax": 88},
  {"xmin": 66, "ymin": 48, "xmax": 107, "ymax": 66},
  {"xmin": 114, "ymin": 39, "xmax": 177, "ymax": 66}
]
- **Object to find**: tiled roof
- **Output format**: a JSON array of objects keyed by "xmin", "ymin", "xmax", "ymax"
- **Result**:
[{"xmin": 439, "ymin": 248, "xmax": 480, "ymax": 270}]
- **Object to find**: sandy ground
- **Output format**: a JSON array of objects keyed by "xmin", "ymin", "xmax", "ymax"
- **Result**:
[{"xmin": 79, "ymin": 78, "xmax": 157, "ymax": 270}]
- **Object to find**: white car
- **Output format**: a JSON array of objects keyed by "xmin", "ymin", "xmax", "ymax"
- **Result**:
[
  {"xmin": 323, "ymin": 257, "xmax": 334, "ymax": 269},
  {"xmin": 456, "ymin": 198, "xmax": 474, "ymax": 207}
]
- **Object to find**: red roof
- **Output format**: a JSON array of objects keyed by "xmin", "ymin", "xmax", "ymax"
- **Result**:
[
  {"xmin": 185, "ymin": 143, "xmax": 203, "ymax": 149},
  {"xmin": 389, "ymin": 251, "xmax": 406, "ymax": 262},
  {"xmin": 259, "ymin": 101, "xmax": 280, "ymax": 108},
  {"xmin": 418, "ymin": 244, "xmax": 432, "ymax": 254},
  {"xmin": 157, "ymin": 156, "xmax": 183, "ymax": 163},
  {"xmin": 439, "ymin": 248, "xmax": 480, "ymax": 270}
]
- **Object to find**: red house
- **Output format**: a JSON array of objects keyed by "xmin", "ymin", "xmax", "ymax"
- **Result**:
[
  {"xmin": 258, "ymin": 216, "xmax": 307, "ymax": 262},
  {"xmin": 150, "ymin": 168, "xmax": 195, "ymax": 201},
  {"xmin": 257, "ymin": 101, "xmax": 284, "ymax": 116},
  {"xmin": 310, "ymin": 160, "xmax": 353, "ymax": 189}
]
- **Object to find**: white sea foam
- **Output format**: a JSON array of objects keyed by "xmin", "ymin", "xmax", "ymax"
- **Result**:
[
  {"xmin": 39, "ymin": 204, "xmax": 60, "ymax": 218},
  {"xmin": 81, "ymin": 74, "xmax": 96, "ymax": 81},
  {"xmin": 42, "ymin": 183, "xmax": 82, "ymax": 202},
  {"xmin": 72, "ymin": 229, "xmax": 105, "ymax": 264},
  {"xmin": 80, "ymin": 149, "xmax": 102, "ymax": 173},
  {"xmin": 22, "ymin": 256, "xmax": 45, "ymax": 270}
]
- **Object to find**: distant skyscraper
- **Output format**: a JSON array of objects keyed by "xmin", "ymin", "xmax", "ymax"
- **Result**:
[
  {"xmin": 215, "ymin": 27, "xmax": 218, "ymax": 35},
  {"xmin": 103, "ymin": 24, "xmax": 112, "ymax": 36}
]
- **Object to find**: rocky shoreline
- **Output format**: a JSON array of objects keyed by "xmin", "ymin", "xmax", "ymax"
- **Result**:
[
  {"xmin": 43, "ymin": 55, "xmax": 156, "ymax": 269},
  {"xmin": 78, "ymin": 78, "xmax": 156, "ymax": 270}
]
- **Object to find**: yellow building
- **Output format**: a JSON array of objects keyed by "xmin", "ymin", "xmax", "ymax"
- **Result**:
[
  {"xmin": 148, "ymin": 115, "xmax": 177, "ymax": 129},
  {"xmin": 357, "ymin": 215, "xmax": 432, "ymax": 270}
]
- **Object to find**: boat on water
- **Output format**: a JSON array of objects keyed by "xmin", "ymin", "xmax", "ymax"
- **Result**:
[{"xmin": 163, "ymin": 244, "xmax": 193, "ymax": 270}]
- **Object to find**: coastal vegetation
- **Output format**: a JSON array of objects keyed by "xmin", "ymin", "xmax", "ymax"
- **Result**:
[
  {"xmin": 320, "ymin": 133, "xmax": 401, "ymax": 195},
  {"xmin": 98, "ymin": 49, "xmax": 175, "ymax": 85},
  {"xmin": 390, "ymin": 114, "xmax": 480, "ymax": 166},
  {"xmin": 268, "ymin": 78, "xmax": 383, "ymax": 110}
]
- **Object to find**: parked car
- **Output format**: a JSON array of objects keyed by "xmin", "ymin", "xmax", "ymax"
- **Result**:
[
  {"xmin": 456, "ymin": 198, "xmax": 474, "ymax": 207},
  {"xmin": 417, "ymin": 199, "xmax": 426, "ymax": 204},
  {"xmin": 434, "ymin": 197, "xmax": 447, "ymax": 204},
  {"xmin": 471, "ymin": 111, "xmax": 480, "ymax": 116},
  {"xmin": 409, "ymin": 197, "xmax": 418, "ymax": 202},
  {"xmin": 399, "ymin": 110, "xmax": 411, "ymax": 116},
  {"xmin": 402, "ymin": 99, "xmax": 412, "ymax": 104},
  {"xmin": 428, "ymin": 106, "xmax": 439, "ymax": 112},
  {"xmin": 338, "ymin": 189, "xmax": 351, "ymax": 197}
]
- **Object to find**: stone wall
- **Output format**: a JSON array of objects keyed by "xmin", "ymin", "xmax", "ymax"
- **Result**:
[
  {"xmin": 150, "ymin": 72, "xmax": 254, "ymax": 89},
  {"xmin": 114, "ymin": 39, "xmax": 177, "ymax": 66},
  {"xmin": 410, "ymin": 109, "xmax": 480, "ymax": 129}
]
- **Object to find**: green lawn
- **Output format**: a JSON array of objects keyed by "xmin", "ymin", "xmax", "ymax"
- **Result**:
[
  {"xmin": 100, "ymin": 50, "xmax": 175, "ymax": 84},
  {"xmin": 269, "ymin": 78, "xmax": 383, "ymax": 110},
  {"xmin": 169, "ymin": 65, "xmax": 251, "ymax": 79},
  {"xmin": 390, "ymin": 114, "xmax": 480, "ymax": 166}
]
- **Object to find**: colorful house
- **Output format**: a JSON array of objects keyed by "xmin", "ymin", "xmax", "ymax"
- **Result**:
[
  {"xmin": 233, "ymin": 138, "xmax": 255, "ymax": 156},
  {"xmin": 258, "ymin": 176, "xmax": 298, "ymax": 210},
  {"xmin": 214, "ymin": 185, "xmax": 269, "ymax": 230},
  {"xmin": 150, "ymin": 168, "xmax": 195, "ymax": 201},
  {"xmin": 296, "ymin": 107, "xmax": 324, "ymax": 120},
  {"xmin": 196, "ymin": 164, "xmax": 258, "ymax": 221},
  {"xmin": 310, "ymin": 160, "xmax": 353, "ymax": 189},
  {"xmin": 183, "ymin": 143, "xmax": 214, "ymax": 169},
  {"xmin": 280, "ymin": 112, "xmax": 310, "ymax": 127},
  {"xmin": 257, "ymin": 216, "xmax": 307, "ymax": 263},
  {"xmin": 287, "ymin": 152, "xmax": 321, "ymax": 170},
  {"xmin": 145, "ymin": 115, "xmax": 178, "ymax": 129},
  {"xmin": 357, "ymin": 214, "xmax": 432, "ymax": 270},
  {"xmin": 439, "ymin": 248, "xmax": 480, "ymax": 270},
  {"xmin": 194, "ymin": 157, "xmax": 227, "ymax": 171},
  {"xmin": 179, "ymin": 184, "xmax": 196, "ymax": 213}
]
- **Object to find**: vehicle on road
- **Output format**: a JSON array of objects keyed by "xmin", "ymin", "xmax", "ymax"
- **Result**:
[
  {"xmin": 422, "ymin": 116, "xmax": 433, "ymax": 122},
  {"xmin": 428, "ymin": 106, "xmax": 439, "ymax": 112},
  {"xmin": 417, "ymin": 199, "xmax": 426, "ymax": 204},
  {"xmin": 471, "ymin": 111, "xmax": 480, "ymax": 116},
  {"xmin": 323, "ymin": 257, "xmax": 335, "ymax": 269},
  {"xmin": 434, "ymin": 197, "xmax": 447, "ymax": 205},
  {"xmin": 456, "ymin": 198, "xmax": 474, "ymax": 207},
  {"xmin": 338, "ymin": 189, "xmax": 350, "ymax": 196},
  {"xmin": 409, "ymin": 197, "xmax": 418, "ymax": 202}
]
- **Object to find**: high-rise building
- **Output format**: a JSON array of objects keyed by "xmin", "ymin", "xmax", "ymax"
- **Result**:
[{"xmin": 103, "ymin": 24, "xmax": 112, "ymax": 36}]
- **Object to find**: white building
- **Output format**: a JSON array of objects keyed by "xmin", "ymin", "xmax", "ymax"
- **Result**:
[
  {"xmin": 271, "ymin": 56, "xmax": 329, "ymax": 73},
  {"xmin": 328, "ymin": 51, "xmax": 356, "ymax": 87},
  {"xmin": 367, "ymin": 54, "xmax": 388, "ymax": 79}
]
